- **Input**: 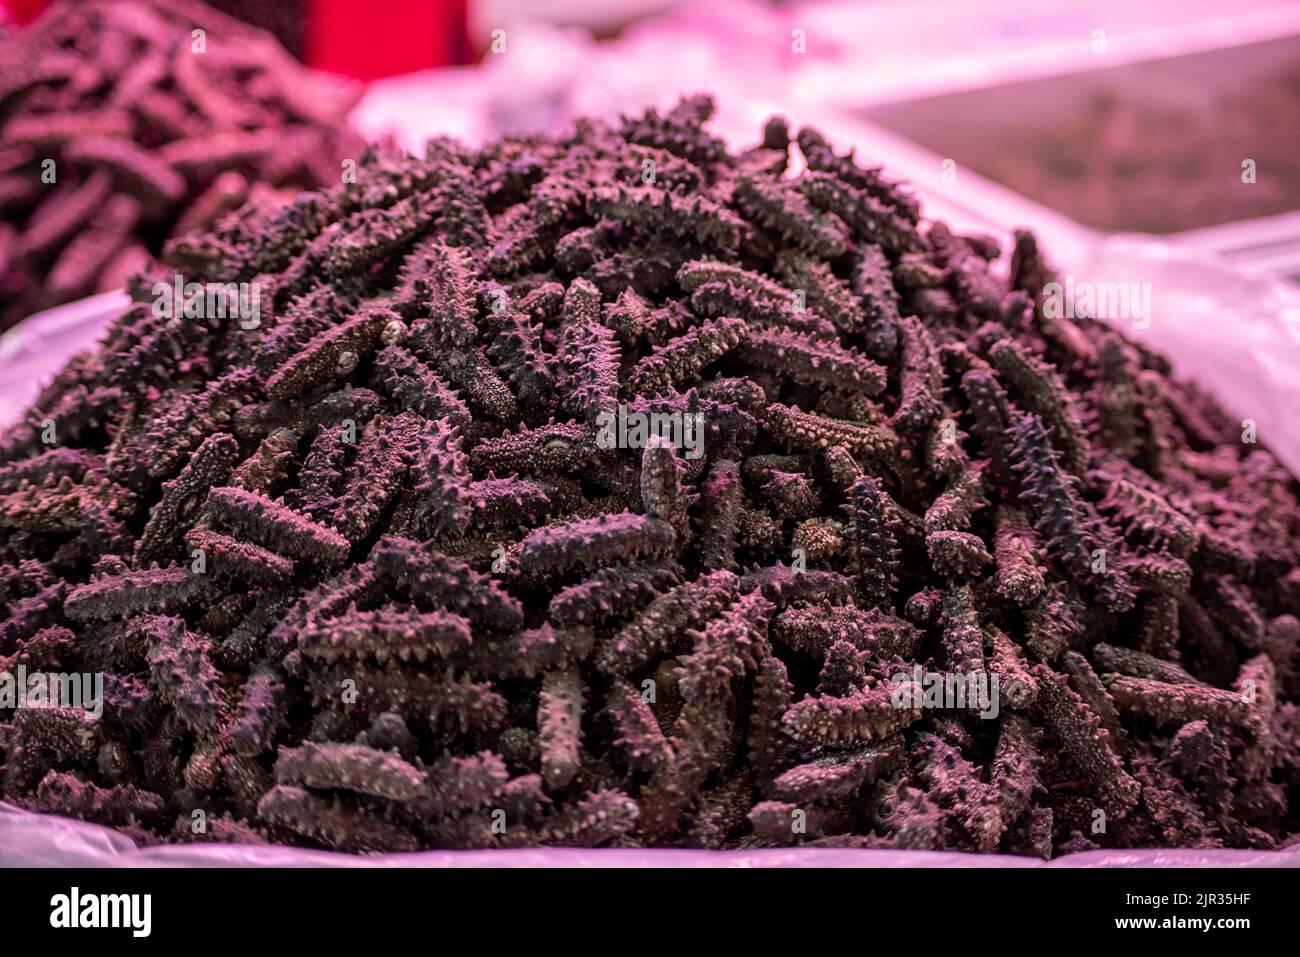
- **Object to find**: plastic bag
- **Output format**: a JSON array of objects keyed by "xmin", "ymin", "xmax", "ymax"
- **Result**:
[
  {"xmin": 1077, "ymin": 234, "xmax": 1300, "ymax": 475},
  {"xmin": 3, "ymin": 801, "xmax": 1297, "ymax": 867}
]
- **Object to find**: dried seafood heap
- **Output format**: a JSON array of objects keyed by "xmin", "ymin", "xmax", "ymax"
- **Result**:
[
  {"xmin": 0, "ymin": 0, "xmax": 360, "ymax": 331},
  {"xmin": 1, "ymin": 96, "xmax": 1298, "ymax": 857}
]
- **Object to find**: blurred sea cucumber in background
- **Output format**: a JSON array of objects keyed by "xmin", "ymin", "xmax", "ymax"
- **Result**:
[{"xmin": 0, "ymin": 0, "xmax": 361, "ymax": 332}]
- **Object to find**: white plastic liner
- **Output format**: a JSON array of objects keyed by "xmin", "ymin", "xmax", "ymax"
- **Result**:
[{"xmin": 3, "ymin": 801, "xmax": 1298, "ymax": 867}]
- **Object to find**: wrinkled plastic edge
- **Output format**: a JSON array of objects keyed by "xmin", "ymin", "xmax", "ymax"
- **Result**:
[
  {"xmin": 0, "ymin": 291, "xmax": 131, "ymax": 429},
  {"xmin": 2, "ymin": 802, "xmax": 1297, "ymax": 868}
]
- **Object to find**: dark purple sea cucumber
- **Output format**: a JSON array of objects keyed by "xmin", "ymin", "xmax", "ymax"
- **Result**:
[{"xmin": 0, "ymin": 96, "xmax": 1297, "ymax": 858}]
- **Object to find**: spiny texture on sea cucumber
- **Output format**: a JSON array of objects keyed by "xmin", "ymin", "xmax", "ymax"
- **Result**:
[{"xmin": 1, "ymin": 97, "xmax": 1297, "ymax": 859}]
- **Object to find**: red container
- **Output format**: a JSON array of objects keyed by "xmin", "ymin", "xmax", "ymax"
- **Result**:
[
  {"xmin": 307, "ymin": 0, "xmax": 470, "ymax": 79},
  {"xmin": 1, "ymin": 0, "xmax": 472, "ymax": 77}
]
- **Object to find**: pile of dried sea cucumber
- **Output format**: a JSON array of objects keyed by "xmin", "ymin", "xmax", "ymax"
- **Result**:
[
  {"xmin": 0, "ymin": 0, "xmax": 360, "ymax": 331},
  {"xmin": 0, "ymin": 95, "xmax": 1297, "ymax": 856}
]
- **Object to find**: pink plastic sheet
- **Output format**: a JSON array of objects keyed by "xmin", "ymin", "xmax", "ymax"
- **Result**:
[{"xmin": 3, "ymin": 801, "xmax": 1297, "ymax": 868}]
